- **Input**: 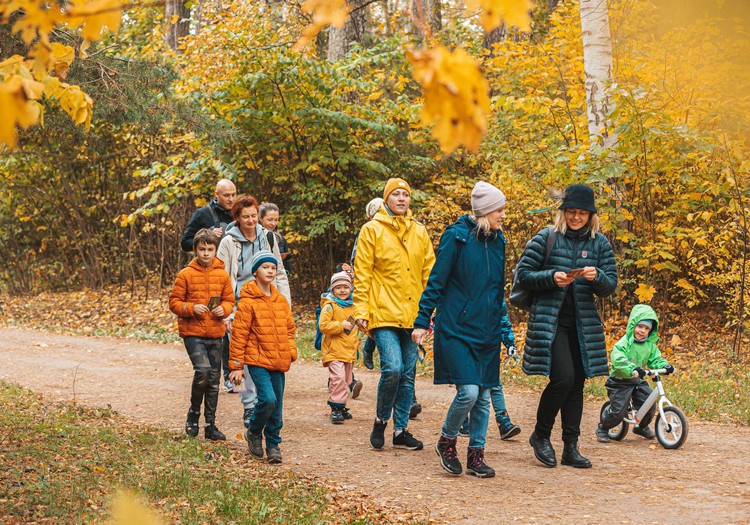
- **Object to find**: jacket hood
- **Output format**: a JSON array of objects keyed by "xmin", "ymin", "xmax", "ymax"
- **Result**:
[
  {"xmin": 371, "ymin": 205, "xmax": 414, "ymax": 231},
  {"xmin": 188, "ymin": 257, "xmax": 226, "ymax": 272},
  {"xmin": 240, "ymin": 280, "xmax": 278, "ymax": 300},
  {"xmin": 449, "ymin": 214, "xmax": 505, "ymax": 242},
  {"xmin": 625, "ymin": 304, "xmax": 660, "ymax": 344},
  {"xmin": 225, "ymin": 222, "xmax": 263, "ymax": 243}
]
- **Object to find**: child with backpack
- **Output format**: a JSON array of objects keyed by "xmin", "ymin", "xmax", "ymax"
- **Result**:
[
  {"xmin": 169, "ymin": 228, "xmax": 235, "ymax": 441},
  {"xmin": 596, "ymin": 304, "xmax": 674, "ymax": 442},
  {"xmin": 318, "ymin": 271, "xmax": 360, "ymax": 423},
  {"xmin": 228, "ymin": 250, "xmax": 297, "ymax": 464}
]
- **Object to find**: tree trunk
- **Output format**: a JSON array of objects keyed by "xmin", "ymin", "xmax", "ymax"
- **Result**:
[
  {"xmin": 165, "ymin": 0, "xmax": 191, "ymax": 51},
  {"xmin": 327, "ymin": 0, "xmax": 369, "ymax": 61},
  {"xmin": 483, "ymin": 23, "xmax": 506, "ymax": 53},
  {"xmin": 429, "ymin": 0, "xmax": 442, "ymax": 32},
  {"xmin": 579, "ymin": 0, "xmax": 616, "ymax": 148}
]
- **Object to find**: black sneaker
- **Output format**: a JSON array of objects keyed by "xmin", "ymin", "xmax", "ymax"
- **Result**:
[
  {"xmin": 466, "ymin": 447, "xmax": 495, "ymax": 478},
  {"xmin": 331, "ymin": 406, "xmax": 345, "ymax": 424},
  {"xmin": 247, "ymin": 430, "xmax": 263, "ymax": 458},
  {"xmin": 595, "ymin": 424, "xmax": 611, "ymax": 443},
  {"xmin": 185, "ymin": 408, "xmax": 200, "ymax": 437},
  {"xmin": 266, "ymin": 447, "xmax": 282, "ymax": 464},
  {"xmin": 204, "ymin": 423, "xmax": 226, "ymax": 441},
  {"xmin": 349, "ymin": 379, "xmax": 363, "ymax": 399},
  {"xmin": 409, "ymin": 402, "xmax": 422, "ymax": 420},
  {"xmin": 342, "ymin": 406, "xmax": 353, "ymax": 420},
  {"xmin": 633, "ymin": 425, "xmax": 655, "ymax": 439},
  {"xmin": 243, "ymin": 408, "xmax": 253, "ymax": 429},
  {"xmin": 435, "ymin": 435, "xmax": 462, "ymax": 475},
  {"xmin": 458, "ymin": 418, "xmax": 470, "ymax": 438},
  {"xmin": 498, "ymin": 414, "xmax": 521, "ymax": 440},
  {"xmin": 393, "ymin": 429, "xmax": 423, "ymax": 450},
  {"xmin": 370, "ymin": 419, "xmax": 388, "ymax": 449}
]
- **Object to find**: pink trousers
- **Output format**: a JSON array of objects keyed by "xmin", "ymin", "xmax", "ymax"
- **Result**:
[{"xmin": 328, "ymin": 361, "xmax": 353, "ymax": 405}]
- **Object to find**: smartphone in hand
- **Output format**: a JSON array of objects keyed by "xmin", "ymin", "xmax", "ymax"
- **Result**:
[{"xmin": 566, "ymin": 269, "xmax": 585, "ymax": 279}]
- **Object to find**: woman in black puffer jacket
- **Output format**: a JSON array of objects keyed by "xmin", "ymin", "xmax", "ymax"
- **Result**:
[{"xmin": 516, "ymin": 184, "xmax": 617, "ymax": 469}]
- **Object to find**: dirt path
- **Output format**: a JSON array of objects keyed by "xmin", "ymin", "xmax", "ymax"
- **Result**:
[{"xmin": 1, "ymin": 327, "xmax": 749, "ymax": 524}]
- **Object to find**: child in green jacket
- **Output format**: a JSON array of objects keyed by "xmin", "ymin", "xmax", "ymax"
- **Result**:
[{"xmin": 596, "ymin": 304, "xmax": 674, "ymax": 442}]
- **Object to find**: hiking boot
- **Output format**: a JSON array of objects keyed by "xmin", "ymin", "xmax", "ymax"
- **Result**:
[
  {"xmin": 349, "ymin": 379, "xmax": 363, "ymax": 399},
  {"xmin": 362, "ymin": 343, "xmax": 375, "ymax": 370},
  {"xmin": 330, "ymin": 406, "xmax": 345, "ymax": 424},
  {"xmin": 466, "ymin": 447, "xmax": 495, "ymax": 478},
  {"xmin": 266, "ymin": 447, "xmax": 282, "ymax": 464},
  {"xmin": 247, "ymin": 430, "xmax": 263, "ymax": 458},
  {"xmin": 204, "ymin": 423, "xmax": 226, "ymax": 441},
  {"xmin": 458, "ymin": 417, "xmax": 470, "ymax": 438},
  {"xmin": 409, "ymin": 402, "xmax": 422, "ymax": 420},
  {"xmin": 497, "ymin": 412, "xmax": 521, "ymax": 440},
  {"xmin": 224, "ymin": 380, "xmax": 236, "ymax": 393},
  {"xmin": 185, "ymin": 408, "xmax": 200, "ymax": 437},
  {"xmin": 561, "ymin": 441, "xmax": 592, "ymax": 469},
  {"xmin": 529, "ymin": 431, "xmax": 557, "ymax": 467},
  {"xmin": 595, "ymin": 423, "xmax": 611, "ymax": 443},
  {"xmin": 633, "ymin": 425, "xmax": 656, "ymax": 439},
  {"xmin": 370, "ymin": 419, "xmax": 388, "ymax": 449},
  {"xmin": 435, "ymin": 435, "xmax": 462, "ymax": 475},
  {"xmin": 243, "ymin": 408, "xmax": 253, "ymax": 429},
  {"xmin": 393, "ymin": 429, "xmax": 423, "ymax": 450},
  {"xmin": 342, "ymin": 406, "xmax": 353, "ymax": 420}
]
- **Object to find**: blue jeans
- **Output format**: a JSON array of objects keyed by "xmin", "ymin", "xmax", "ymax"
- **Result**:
[
  {"xmin": 247, "ymin": 367, "xmax": 285, "ymax": 447},
  {"xmin": 490, "ymin": 383, "xmax": 507, "ymax": 421},
  {"xmin": 372, "ymin": 327, "xmax": 418, "ymax": 431},
  {"xmin": 442, "ymin": 385, "xmax": 491, "ymax": 449}
]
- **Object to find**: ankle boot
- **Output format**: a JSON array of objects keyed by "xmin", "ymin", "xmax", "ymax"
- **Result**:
[
  {"xmin": 529, "ymin": 431, "xmax": 556, "ymax": 467},
  {"xmin": 466, "ymin": 447, "xmax": 495, "ymax": 478},
  {"xmin": 561, "ymin": 441, "xmax": 592, "ymax": 468},
  {"xmin": 204, "ymin": 422, "xmax": 226, "ymax": 441}
]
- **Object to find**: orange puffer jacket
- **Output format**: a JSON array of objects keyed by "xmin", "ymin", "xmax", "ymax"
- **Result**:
[
  {"xmin": 169, "ymin": 258, "xmax": 235, "ymax": 338},
  {"xmin": 229, "ymin": 280, "xmax": 297, "ymax": 372}
]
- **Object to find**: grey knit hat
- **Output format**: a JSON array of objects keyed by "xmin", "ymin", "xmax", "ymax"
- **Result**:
[{"xmin": 471, "ymin": 181, "xmax": 507, "ymax": 217}]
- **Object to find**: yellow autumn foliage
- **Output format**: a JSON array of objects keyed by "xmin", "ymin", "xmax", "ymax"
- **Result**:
[
  {"xmin": 467, "ymin": 0, "xmax": 535, "ymax": 32},
  {"xmin": 293, "ymin": 0, "xmax": 350, "ymax": 51}
]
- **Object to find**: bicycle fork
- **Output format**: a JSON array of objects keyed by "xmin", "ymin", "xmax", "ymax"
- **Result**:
[{"xmin": 634, "ymin": 376, "xmax": 671, "ymax": 424}]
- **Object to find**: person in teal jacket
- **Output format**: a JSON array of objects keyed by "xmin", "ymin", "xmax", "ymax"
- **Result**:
[
  {"xmin": 596, "ymin": 304, "xmax": 674, "ymax": 442},
  {"xmin": 413, "ymin": 181, "xmax": 513, "ymax": 478}
]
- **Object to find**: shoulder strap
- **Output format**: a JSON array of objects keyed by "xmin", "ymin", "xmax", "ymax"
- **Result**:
[
  {"xmin": 207, "ymin": 203, "xmax": 221, "ymax": 228},
  {"xmin": 266, "ymin": 230, "xmax": 275, "ymax": 251},
  {"xmin": 543, "ymin": 227, "xmax": 556, "ymax": 265}
]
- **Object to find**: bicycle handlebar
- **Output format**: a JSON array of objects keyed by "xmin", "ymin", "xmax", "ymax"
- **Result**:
[{"xmin": 646, "ymin": 368, "xmax": 668, "ymax": 375}]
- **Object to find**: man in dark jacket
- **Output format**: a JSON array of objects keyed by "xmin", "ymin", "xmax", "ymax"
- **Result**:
[{"xmin": 180, "ymin": 179, "xmax": 236, "ymax": 252}]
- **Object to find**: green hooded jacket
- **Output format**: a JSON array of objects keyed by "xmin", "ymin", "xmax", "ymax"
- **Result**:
[{"xmin": 610, "ymin": 304, "xmax": 668, "ymax": 379}]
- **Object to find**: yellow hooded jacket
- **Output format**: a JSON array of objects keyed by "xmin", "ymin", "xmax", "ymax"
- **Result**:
[
  {"xmin": 353, "ymin": 206, "xmax": 435, "ymax": 330},
  {"xmin": 318, "ymin": 295, "xmax": 359, "ymax": 364}
]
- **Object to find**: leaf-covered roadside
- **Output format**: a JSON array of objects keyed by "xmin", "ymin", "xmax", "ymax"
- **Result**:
[{"xmin": 0, "ymin": 382, "xmax": 425, "ymax": 524}]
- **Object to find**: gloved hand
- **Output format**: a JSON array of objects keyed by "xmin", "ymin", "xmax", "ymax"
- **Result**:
[
  {"xmin": 664, "ymin": 364, "xmax": 675, "ymax": 375},
  {"xmin": 507, "ymin": 346, "xmax": 518, "ymax": 357},
  {"xmin": 633, "ymin": 367, "xmax": 646, "ymax": 379}
]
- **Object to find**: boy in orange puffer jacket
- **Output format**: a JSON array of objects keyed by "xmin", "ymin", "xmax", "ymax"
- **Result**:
[
  {"xmin": 228, "ymin": 250, "xmax": 297, "ymax": 464},
  {"xmin": 319, "ymin": 271, "xmax": 360, "ymax": 424},
  {"xmin": 169, "ymin": 229, "xmax": 235, "ymax": 441}
]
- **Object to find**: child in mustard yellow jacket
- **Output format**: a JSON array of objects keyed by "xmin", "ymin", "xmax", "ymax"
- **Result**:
[{"xmin": 319, "ymin": 271, "xmax": 360, "ymax": 424}]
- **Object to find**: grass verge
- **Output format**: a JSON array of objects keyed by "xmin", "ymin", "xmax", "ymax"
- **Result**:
[{"xmin": 0, "ymin": 382, "xmax": 416, "ymax": 525}]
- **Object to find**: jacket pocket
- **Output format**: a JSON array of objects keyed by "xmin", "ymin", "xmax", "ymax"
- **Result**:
[{"xmin": 456, "ymin": 300, "xmax": 471, "ymax": 324}]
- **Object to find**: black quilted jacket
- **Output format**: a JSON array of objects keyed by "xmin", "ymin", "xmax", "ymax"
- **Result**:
[{"xmin": 515, "ymin": 226, "xmax": 618, "ymax": 378}]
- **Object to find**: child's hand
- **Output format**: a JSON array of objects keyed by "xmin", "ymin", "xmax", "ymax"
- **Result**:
[
  {"xmin": 343, "ymin": 320, "xmax": 353, "ymax": 332},
  {"xmin": 224, "ymin": 319, "xmax": 233, "ymax": 333},
  {"xmin": 664, "ymin": 364, "xmax": 675, "ymax": 375},
  {"xmin": 582, "ymin": 266, "xmax": 598, "ymax": 281},
  {"xmin": 212, "ymin": 306, "xmax": 225, "ymax": 318},
  {"xmin": 554, "ymin": 271, "xmax": 574, "ymax": 287},
  {"xmin": 633, "ymin": 367, "xmax": 646, "ymax": 378},
  {"xmin": 412, "ymin": 328, "xmax": 428, "ymax": 345},
  {"xmin": 193, "ymin": 304, "xmax": 209, "ymax": 315},
  {"xmin": 228, "ymin": 369, "xmax": 245, "ymax": 385}
]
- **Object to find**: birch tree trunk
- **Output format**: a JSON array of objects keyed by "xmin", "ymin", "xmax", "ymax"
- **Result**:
[
  {"xmin": 165, "ymin": 0, "xmax": 191, "ymax": 51},
  {"xmin": 579, "ymin": 0, "xmax": 616, "ymax": 148},
  {"xmin": 327, "ymin": 0, "xmax": 368, "ymax": 61}
]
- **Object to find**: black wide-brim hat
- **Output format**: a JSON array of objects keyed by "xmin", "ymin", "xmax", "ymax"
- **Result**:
[{"xmin": 559, "ymin": 183, "xmax": 597, "ymax": 213}]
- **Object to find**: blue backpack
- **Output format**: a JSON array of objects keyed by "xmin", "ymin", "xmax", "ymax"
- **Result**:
[{"xmin": 314, "ymin": 303, "xmax": 324, "ymax": 351}]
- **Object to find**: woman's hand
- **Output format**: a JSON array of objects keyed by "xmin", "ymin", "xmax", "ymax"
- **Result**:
[
  {"xmin": 356, "ymin": 318, "xmax": 369, "ymax": 332},
  {"xmin": 228, "ymin": 369, "xmax": 245, "ymax": 385},
  {"xmin": 412, "ymin": 328, "xmax": 428, "ymax": 345},
  {"xmin": 554, "ymin": 271, "xmax": 574, "ymax": 287},
  {"xmin": 582, "ymin": 266, "xmax": 598, "ymax": 281}
]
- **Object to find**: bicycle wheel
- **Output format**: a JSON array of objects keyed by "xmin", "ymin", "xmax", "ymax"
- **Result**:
[
  {"xmin": 600, "ymin": 401, "xmax": 628, "ymax": 441},
  {"xmin": 655, "ymin": 406, "xmax": 688, "ymax": 449}
]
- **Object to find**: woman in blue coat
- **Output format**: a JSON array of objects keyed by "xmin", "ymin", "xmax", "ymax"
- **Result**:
[
  {"xmin": 516, "ymin": 184, "xmax": 617, "ymax": 469},
  {"xmin": 412, "ymin": 181, "xmax": 514, "ymax": 479}
]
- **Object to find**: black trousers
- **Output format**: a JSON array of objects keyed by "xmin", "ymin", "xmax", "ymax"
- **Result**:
[
  {"xmin": 535, "ymin": 313, "xmax": 585, "ymax": 443},
  {"xmin": 184, "ymin": 336, "xmax": 222, "ymax": 422},
  {"xmin": 600, "ymin": 377, "xmax": 655, "ymax": 429}
]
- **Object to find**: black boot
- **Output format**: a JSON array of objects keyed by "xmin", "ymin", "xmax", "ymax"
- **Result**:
[
  {"xmin": 204, "ymin": 422, "xmax": 226, "ymax": 441},
  {"xmin": 330, "ymin": 406, "xmax": 345, "ymax": 424},
  {"xmin": 466, "ymin": 447, "xmax": 495, "ymax": 478},
  {"xmin": 561, "ymin": 441, "xmax": 592, "ymax": 468},
  {"xmin": 529, "ymin": 431, "xmax": 557, "ymax": 467},
  {"xmin": 185, "ymin": 408, "xmax": 200, "ymax": 437}
]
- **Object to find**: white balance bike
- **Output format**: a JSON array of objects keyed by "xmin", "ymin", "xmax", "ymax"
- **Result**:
[{"xmin": 599, "ymin": 368, "xmax": 688, "ymax": 449}]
